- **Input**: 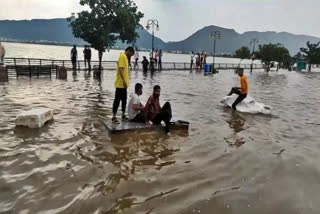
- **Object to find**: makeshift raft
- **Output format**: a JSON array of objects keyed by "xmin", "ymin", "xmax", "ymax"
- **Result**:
[{"xmin": 103, "ymin": 119, "xmax": 190, "ymax": 134}]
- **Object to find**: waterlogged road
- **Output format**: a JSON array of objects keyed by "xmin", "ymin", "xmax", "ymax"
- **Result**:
[{"xmin": 1, "ymin": 69, "xmax": 320, "ymax": 214}]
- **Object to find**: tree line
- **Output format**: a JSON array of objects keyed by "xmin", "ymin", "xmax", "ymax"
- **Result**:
[{"xmin": 234, "ymin": 42, "xmax": 320, "ymax": 72}]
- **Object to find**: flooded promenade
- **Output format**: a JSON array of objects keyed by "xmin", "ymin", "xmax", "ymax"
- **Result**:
[{"xmin": 1, "ymin": 68, "xmax": 320, "ymax": 213}]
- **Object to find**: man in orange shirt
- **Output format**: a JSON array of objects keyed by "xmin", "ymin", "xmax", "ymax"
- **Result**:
[{"xmin": 227, "ymin": 68, "xmax": 248, "ymax": 110}]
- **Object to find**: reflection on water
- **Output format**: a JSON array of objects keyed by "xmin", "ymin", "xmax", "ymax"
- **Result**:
[
  {"xmin": 226, "ymin": 111, "xmax": 247, "ymax": 134},
  {"xmin": 1, "ymin": 69, "xmax": 320, "ymax": 214}
]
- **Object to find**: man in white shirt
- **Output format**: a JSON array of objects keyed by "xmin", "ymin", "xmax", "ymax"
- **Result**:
[{"xmin": 128, "ymin": 83, "xmax": 145, "ymax": 122}]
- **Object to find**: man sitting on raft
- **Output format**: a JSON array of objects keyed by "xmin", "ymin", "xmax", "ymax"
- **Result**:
[
  {"xmin": 128, "ymin": 83, "xmax": 145, "ymax": 123},
  {"xmin": 227, "ymin": 68, "xmax": 248, "ymax": 110},
  {"xmin": 144, "ymin": 85, "xmax": 172, "ymax": 134}
]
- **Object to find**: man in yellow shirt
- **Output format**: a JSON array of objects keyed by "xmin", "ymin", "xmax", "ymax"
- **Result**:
[
  {"xmin": 227, "ymin": 68, "xmax": 249, "ymax": 110},
  {"xmin": 112, "ymin": 46, "xmax": 135, "ymax": 122}
]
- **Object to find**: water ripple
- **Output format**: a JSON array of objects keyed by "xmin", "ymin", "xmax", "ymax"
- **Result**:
[{"xmin": 1, "ymin": 70, "xmax": 320, "ymax": 213}]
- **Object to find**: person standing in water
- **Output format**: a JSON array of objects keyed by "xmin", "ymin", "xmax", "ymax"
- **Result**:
[
  {"xmin": 190, "ymin": 51, "xmax": 195, "ymax": 69},
  {"xmin": 86, "ymin": 46, "xmax": 92, "ymax": 71},
  {"xmin": 204, "ymin": 53, "xmax": 207, "ymax": 64},
  {"xmin": 154, "ymin": 50, "xmax": 158, "ymax": 67},
  {"xmin": 142, "ymin": 56, "xmax": 149, "ymax": 72},
  {"xmin": 158, "ymin": 49, "xmax": 163, "ymax": 70},
  {"xmin": 200, "ymin": 51, "xmax": 204, "ymax": 69},
  {"xmin": 227, "ymin": 68, "xmax": 249, "ymax": 110},
  {"xmin": 149, "ymin": 51, "xmax": 154, "ymax": 71},
  {"xmin": 196, "ymin": 53, "xmax": 201, "ymax": 71},
  {"xmin": 83, "ymin": 45, "xmax": 87, "ymax": 68},
  {"xmin": 71, "ymin": 45, "xmax": 78, "ymax": 71},
  {"xmin": 134, "ymin": 48, "xmax": 139, "ymax": 70},
  {"xmin": 112, "ymin": 46, "xmax": 135, "ymax": 122},
  {"xmin": 83, "ymin": 45, "xmax": 92, "ymax": 71},
  {"xmin": 0, "ymin": 42, "xmax": 5, "ymax": 65}
]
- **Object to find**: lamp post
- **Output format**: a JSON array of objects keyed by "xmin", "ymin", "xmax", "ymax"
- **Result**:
[
  {"xmin": 209, "ymin": 31, "xmax": 221, "ymax": 72},
  {"xmin": 146, "ymin": 19, "xmax": 160, "ymax": 61},
  {"xmin": 250, "ymin": 38, "xmax": 259, "ymax": 72}
]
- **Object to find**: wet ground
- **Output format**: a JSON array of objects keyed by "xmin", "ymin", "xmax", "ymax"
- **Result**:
[{"xmin": 1, "ymin": 69, "xmax": 320, "ymax": 214}]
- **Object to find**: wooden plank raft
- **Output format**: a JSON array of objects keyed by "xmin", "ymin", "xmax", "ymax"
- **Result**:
[{"xmin": 103, "ymin": 119, "xmax": 190, "ymax": 134}]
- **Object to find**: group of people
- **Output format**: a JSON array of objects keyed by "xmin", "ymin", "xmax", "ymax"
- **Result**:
[
  {"xmin": 112, "ymin": 46, "xmax": 172, "ymax": 134},
  {"xmin": 111, "ymin": 46, "xmax": 249, "ymax": 135},
  {"xmin": 1, "ymin": 41, "xmax": 248, "ymax": 132},
  {"xmin": 70, "ymin": 45, "xmax": 162, "ymax": 74},
  {"xmin": 0, "ymin": 42, "xmax": 5, "ymax": 66},
  {"xmin": 70, "ymin": 45, "xmax": 92, "ymax": 71},
  {"xmin": 83, "ymin": 45, "xmax": 92, "ymax": 71},
  {"xmin": 190, "ymin": 51, "xmax": 207, "ymax": 70},
  {"xmin": 150, "ymin": 49, "xmax": 163, "ymax": 70},
  {"xmin": 134, "ymin": 49, "xmax": 162, "ymax": 72}
]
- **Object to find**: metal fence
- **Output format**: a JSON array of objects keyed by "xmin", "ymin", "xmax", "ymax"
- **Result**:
[{"xmin": 3, "ymin": 57, "xmax": 265, "ymax": 77}]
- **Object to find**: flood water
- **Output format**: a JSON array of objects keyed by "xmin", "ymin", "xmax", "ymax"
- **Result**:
[{"xmin": 1, "ymin": 69, "xmax": 320, "ymax": 214}]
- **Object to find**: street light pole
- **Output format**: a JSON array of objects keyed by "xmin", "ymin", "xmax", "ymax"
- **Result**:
[
  {"xmin": 146, "ymin": 19, "xmax": 159, "ymax": 62},
  {"xmin": 250, "ymin": 38, "xmax": 259, "ymax": 73},
  {"xmin": 152, "ymin": 27, "xmax": 154, "ymax": 57},
  {"xmin": 210, "ymin": 31, "xmax": 221, "ymax": 73}
]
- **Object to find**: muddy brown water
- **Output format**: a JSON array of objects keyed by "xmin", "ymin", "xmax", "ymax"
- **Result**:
[{"xmin": 1, "ymin": 69, "xmax": 320, "ymax": 214}]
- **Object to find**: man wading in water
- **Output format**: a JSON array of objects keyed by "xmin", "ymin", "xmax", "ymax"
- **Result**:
[
  {"xmin": 112, "ymin": 46, "xmax": 135, "ymax": 123},
  {"xmin": 227, "ymin": 68, "xmax": 249, "ymax": 110},
  {"xmin": 83, "ymin": 45, "xmax": 92, "ymax": 71},
  {"xmin": 134, "ymin": 47, "xmax": 139, "ymax": 70},
  {"xmin": 71, "ymin": 45, "xmax": 78, "ymax": 72},
  {"xmin": 142, "ymin": 56, "xmax": 149, "ymax": 72}
]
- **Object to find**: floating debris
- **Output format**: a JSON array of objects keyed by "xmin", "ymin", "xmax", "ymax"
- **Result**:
[
  {"xmin": 273, "ymin": 149, "xmax": 285, "ymax": 155},
  {"xmin": 211, "ymin": 186, "xmax": 241, "ymax": 196}
]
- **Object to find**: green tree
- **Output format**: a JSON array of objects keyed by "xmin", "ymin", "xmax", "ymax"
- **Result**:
[
  {"xmin": 234, "ymin": 46, "xmax": 251, "ymax": 59},
  {"xmin": 255, "ymin": 43, "xmax": 290, "ymax": 72},
  {"xmin": 68, "ymin": 0, "xmax": 144, "ymax": 75},
  {"xmin": 275, "ymin": 46, "xmax": 291, "ymax": 70},
  {"xmin": 291, "ymin": 52, "xmax": 306, "ymax": 67},
  {"xmin": 300, "ymin": 41, "xmax": 320, "ymax": 72},
  {"xmin": 293, "ymin": 52, "xmax": 304, "ymax": 62}
]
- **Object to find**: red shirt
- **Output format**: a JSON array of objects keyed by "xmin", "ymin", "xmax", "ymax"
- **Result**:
[{"xmin": 144, "ymin": 95, "xmax": 161, "ymax": 121}]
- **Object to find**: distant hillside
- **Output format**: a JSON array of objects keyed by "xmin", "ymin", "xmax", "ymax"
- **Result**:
[
  {"xmin": 240, "ymin": 31, "xmax": 320, "ymax": 55},
  {"xmin": 0, "ymin": 19, "xmax": 319, "ymax": 55},
  {"xmin": 135, "ymin": 27, "xmax": 166, "ymax": 50},
  {"xmin": 165, "ymin": 26, "xmax": 241, "ymax": 54},
  {"xmin": 0, "ymin": 18, "xmax": 165, "ymax": 50},
  {"xmin": 0, "ymin": 19, "xmax": 83, "ymax": 44},
  {"xmin": 165, "ymin": 25, "xmax": 320, "ymax": 55}
]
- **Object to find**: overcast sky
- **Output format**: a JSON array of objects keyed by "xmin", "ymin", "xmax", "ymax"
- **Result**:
[{"xmin": 0, "ymin": 0, "xmax": 319, "ymax": 42}]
